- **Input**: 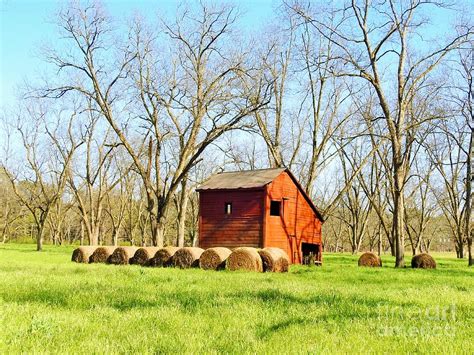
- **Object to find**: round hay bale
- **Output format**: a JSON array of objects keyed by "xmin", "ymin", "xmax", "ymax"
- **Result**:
[
  {"xmin": 130, "ymin": 247, "xmax": 161, "ymax": 266},
  {"xmin": 227, "ymin": 247, "xmax": 263, "ymax": 272},
  {"xmin": 411, "ymin": 253, "xmax": 436, "ymax": 269},
  {"xmin": 172, "ymin": 247, "xmax": 204, "ymax": 269},
  {"xmin": 148, "ymin": 247, "xmax": 180, "ymax": 267},
  {"xmin": 107, "ymin": 246, "xmax": 139, "ymax": 265},
  {"xmin": 89, "ymin": 246, "xmax": 117, "ymax": 263},
  {"xmin": 71, "ymin": 246, "xmax": 98, "ymax": 263},
  {"xmin": 358, "ymin": 252, "xmax": 382, "ymax": 267},
  {"xmin": 258, "ymin": 247, "xmax": 290, "ymax": 272},
  {"xmin": 199, "ymin": 247, "xmax": 232, "ymax": 270}
]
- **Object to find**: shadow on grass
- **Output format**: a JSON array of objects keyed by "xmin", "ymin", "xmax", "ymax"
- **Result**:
[
  {"xmin": 3, "ymin": 266, "xmax": 468, "ymax": 319},
  {"xmin": 0, "ymin": 247, "xmax": 44, "ymax": 254},
  {"xmin": 0, "ymin": 284, "xmax": 396, "ymax": 316},
  {"xmin": 0, "ymin": 245, "xmax": 74, "ymax": 253},
  {"xmin": 257, "ymin": 317, "xmax": 313, "ymax": 339}
]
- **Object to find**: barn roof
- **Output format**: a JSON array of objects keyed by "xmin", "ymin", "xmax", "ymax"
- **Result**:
[
  {"xmin": 197, "ymin": 168, "xmax": 286, "ymax": 190},
  {"xmin": 197, "ymin": 168, "xmax": 325, "ymax": 221}
]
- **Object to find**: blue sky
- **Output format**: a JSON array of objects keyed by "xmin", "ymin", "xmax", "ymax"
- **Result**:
[
  {"xmin": 1, "ymin": 0, "xmax": 471, "ymax": 110},
  {"xmin": 0, "ymin": 0, "xmax": 276, "ymax": 109}
]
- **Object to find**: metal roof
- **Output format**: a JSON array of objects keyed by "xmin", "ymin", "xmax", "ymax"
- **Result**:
[{"xmin": 197, "ymin": 168, "xmax": 286, "ymax": 190}]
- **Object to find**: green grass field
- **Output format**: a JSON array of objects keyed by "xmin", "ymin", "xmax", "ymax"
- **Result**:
[{"xmin": 0, "ymin": 244, "xmax": 472, "ymax": 354}]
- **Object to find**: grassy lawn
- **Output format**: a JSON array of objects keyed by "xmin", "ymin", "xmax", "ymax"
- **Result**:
[{"xmin": 0, "ymin": 244, "xmax": 472, "ymax": 354}]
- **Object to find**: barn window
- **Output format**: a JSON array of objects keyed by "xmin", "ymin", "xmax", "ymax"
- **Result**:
[
  {"xmin": 270, "ymin": 200, "xmax": 281, "ymax": 216},
  {"xmin": 224, "ymin": 202, "xmax": 232, "ymax": 215}
]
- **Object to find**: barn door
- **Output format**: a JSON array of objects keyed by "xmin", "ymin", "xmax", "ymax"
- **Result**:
[{"xmin": 302, "ymin": 243, "xmax": 320, "ymax": 265}]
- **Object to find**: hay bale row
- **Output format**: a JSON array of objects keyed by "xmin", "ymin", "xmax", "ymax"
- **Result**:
[
  {"xmin": 71, "ymin": 246, "xmax": 98, "ymax": 263},
  {"xmin": 73, "ymin": 245, "xmax": 290, "ymax": 272},
  {"xmin": 73, "ymin": 246, "xmax": 438, "ymax": 271}
]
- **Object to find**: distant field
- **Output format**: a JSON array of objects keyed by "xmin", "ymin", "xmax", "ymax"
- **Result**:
[{"xmin": 0, "ymin": 244, "xmax": 472, "ymax": 353}]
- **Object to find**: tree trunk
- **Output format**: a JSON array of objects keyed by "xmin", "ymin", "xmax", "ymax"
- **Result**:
[
  {"xmin": 393, "ymin": 176, "xmax": 405, "ymax": 267},
  {"xmin": 149, "ymin": 212, "xmax": 166, "ymax": 247},
  {"xmin": 176, "ymin": 180, "xmax": 189, "ymax": 247},
  {"xmin": 457, "ymin": 239, "xmax": 464, "ymax": 259},
  {"xmin": 156, "ymin": 220, "xmax": 165, "ymax": 247},
  {"xmin": 466, "ymin": 127, "xmax": 473, "ymax": 266},
  {"xmin": 425, "ymin": 240, "xmax": 431, "ymax": 253},
  {"xmin": 377, "ymin": 229, "xmax": 382, "ymax": 256},
  {"xmin": 388, "ymin": 236, "xmax": 395, "ymax": 256},
  {"xmin": 80, "ymin": 221, "xmax": 84, "ymax": 246},
  {"xmin": 415, "ymin": 236, "xmax": 422, "ymax": 255},
  {"xmin": 36, "ymin": 226, "xmax": 44, "ymax": 251},
  {"xmin": 191, "ymin": 229, "xmax": 198, "ymax": 247},
  {"xmin": 150, "ymin": 216, "xmax": 158, "ymax": 246},
  {"xmin": 90, "ymin": 227, "xmax": 99, "ymax": 246},
  {"xmin": 35, "ymin": 212, "xmax": 48, "ymax": 252},
  {"xmin": 112, "ymin": 228, "xmax": 119, "ymax": 246},
  {"xmin": 1, "ymin": 204, "xmax": 9, "ymax": 244},
  {"xmin": 146, "ymin": 192, "xmax": 163, "ymax": 247},
  {"xmin": 1, "ymin": 223, "xmax": 8, "ymax": 244},
  {"xmin": 468, "ymin": 234, "xmax": 473, "ymax": 266}
]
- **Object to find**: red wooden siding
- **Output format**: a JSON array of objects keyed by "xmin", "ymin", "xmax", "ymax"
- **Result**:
[
  {"xmin": 198, "ymin": 169, "xmax": 323, "ymax": 264},
  {"xmin": 199, "ymin": 189, "xmax": 264, "ymax": 249}
]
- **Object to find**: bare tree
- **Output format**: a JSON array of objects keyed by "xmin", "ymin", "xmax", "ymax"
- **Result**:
[
  {"xmin": 126, "ymin": 4, "xmax": 271, "ymax": 246},
  {"xmin": 298, "ymin": 15, "xmax": 353, "ymax": 195},
  {"xmin": 0, "ymin": 170, "xmax": 27, "ymax": 243},
  {"xmin": 40, "ymin": 2, "xmax": 270, "ymax": 247},
  {"xmin": 323, "ymin": 215, "xmax": 346, "ymax": 252},
  {"xmin": 358, "ymin": 142, "xmax": 394, "ymax": 255},
  {"xmin": 253, "ymin": 8, "xmax": 351, "ymax": 196},
  {"xmin": 66, "ymin": 105, "xmax": 126, "ymax": 246},
  {"xmin": 104, "ymin": 164, "xmax": 129, "ymax": 246},
  {"xmin": 291, "ymin": 0, "xmax": 472, "ymax": 266},
  {"xmin": 427, "ymin": 118, "xmax": 468, "ymax": 258},
  {"xmin": 335, "ymin": 136, "xmax": 375, "ymax": 253},
  {"xmin": 2, "ymin": 102, "xmax": 79, "ymax": 250},
  {"xmin": 46, "ymin": 195, "xmax": 74, "ymax": 245},
  {"xmin": 452, "ymin": 38, "xmax": 473, "ymax": 265},
  {"xmin": 252, "ymin": 11, "xmax": 297, "ymax": 169},
  {"xmin": 404, "ymin": 159, "xmax": 437, "ymax": 255}
]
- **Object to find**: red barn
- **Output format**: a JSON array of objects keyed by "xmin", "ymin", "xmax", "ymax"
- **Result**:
[{"xmin": 197, "ymin": 168, "xmax": 324, "ymax": 264}]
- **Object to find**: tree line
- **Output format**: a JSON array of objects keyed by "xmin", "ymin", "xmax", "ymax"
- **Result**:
[{"xmin": 0, "ymin": 0, "xmax": 472, "ymax": 267}]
